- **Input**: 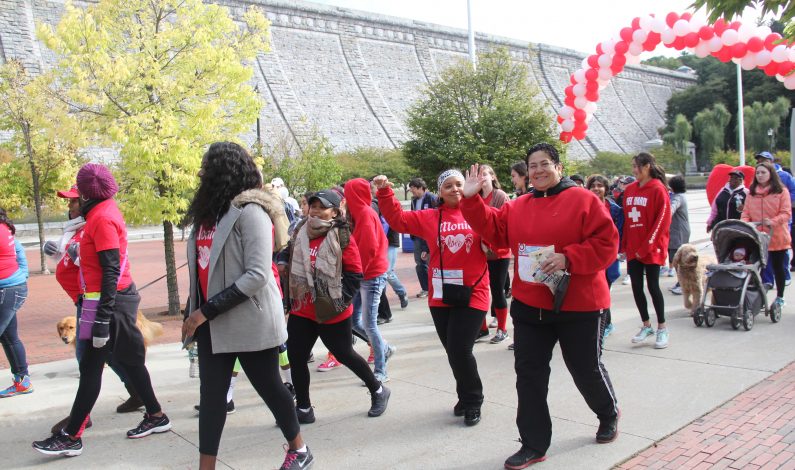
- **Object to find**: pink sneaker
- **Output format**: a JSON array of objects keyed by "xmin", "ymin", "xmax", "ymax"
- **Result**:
[
  {"xmin": 317, "ymin": 354, "xmax": 342, "ymax": 372},
  {"xmin": 367, "ymin": 347, "xmax": 375, "ymax": 365}
]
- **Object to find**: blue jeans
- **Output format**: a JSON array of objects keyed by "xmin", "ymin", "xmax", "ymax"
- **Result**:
[
  {"xmin": 352, "ymin": 274, "xmax": 389, "ymax": 376},
  {"xmin": 413, "ymin": 241, "xmax": 429, "ymax": 291},
  {"xmin": 386, "ymin": 246, "xmax": 407, "ymax": 298},
  {"xmin": 75, "ymin": 299, "xmax": 129, "ymax": 384},
  {"xmin": 0, "ymin": 283, "xmax": 29, "ymax": 377}
]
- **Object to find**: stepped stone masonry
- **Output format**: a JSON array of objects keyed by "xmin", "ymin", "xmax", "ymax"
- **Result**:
[{"xmin": 0, "ymin": 0, "xmax": 695, "ymax": 160}]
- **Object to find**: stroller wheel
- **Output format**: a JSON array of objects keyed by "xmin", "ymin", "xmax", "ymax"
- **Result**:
[
  {"xmin": 704, "ymin": 308, "xmax": 716, "ymax": 328},
  {"xmin": 770, "ymin": 303, "xmax": 781, "ymax": 323},
  {"xmin": 731, "ymin": 313, "xmax": 742, "ymax": 330},
  {"xmin": 693, "ymin": 307, "xmax": 704, "ymax": 327},
  {"xmin": 743, "ymin": 310, "xmax": 754, "ymax": 331}
]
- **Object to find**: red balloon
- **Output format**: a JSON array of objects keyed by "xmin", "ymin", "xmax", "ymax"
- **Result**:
[
  {"xmin": 673, "ymin": 37, "xmax": 686, "ymax": 50},
  {"xmin": 698, "ymin": 26, "xmax": 714, "ymax": 41},
  {"xmin": 585, "ymin": 81, "xmax": 599, "ymax": 93},
  {"xmin": 596, "ymin": 43, "xmax": 604, "ymax": 54},
  {"xmin": 565, "ymin": 85, "xmax": 574, "ymax": 97},
  {"xmin": 631, "ymin": 17, "xmax": 641, "ymax": 29},
  {"xmin": 615, "ymin": 41, "xmax": 629, "ymax": 55},
  {"xmin": 574, "ymin": 109, "xmax": 587, "ymax": 121},
  {"xmin": 685, "ymin": 32, "xmax": 700, "ymax": 48},
  {"xmin": 731, "ymin": 42, "xmax": 747, "ymax": 58},
  {"xmin": 586, "ymin": 90, "xmax": 600, "ymax": 101},
  {"xmin": 643, "ymin": 33, "xmax": 662, "ymax": 51},
  {"xmin": 765, "ymin": 33, "xmax": 783, "ymax": 50},
  {"xmin": 681, "ymin": 12, "xmax": 692, "ymax": 21},
  {"xmin": 666, "ymin": 12, "xmax": 679, "ymax": 28},
  {"xmin": 647, "ymin": 32, "xmax": 662, "ymax": 43},
  {"xmin": 612, "ymin": 54, "xmax": 627, "ymax": 68},
  {"xmin": 713, "ymin": 19, "xmax": 727, "ymax": 35},
  {"xmin": 560, "ymin": 132, "xmax": 573, "ymax": 143},
  {"xmin": 746, "ymin": 36, "xmax": 764, "ymax": 53},
  {"xmin": 777, "ymin": 61, "xmax": 794, "ymax": 76},
  {"xmin": 585, "ymin": 68, "xmax": 599, "ymax": 81},
  {"xmin": 729, "ymin": 21, "xmax": 741, "ymax": 30},
  {"xmin": 587, "ymin": 54, "xmax": 600, "ymax": 68},
  {"xmin": 570, "ymin": 75, "xmax": 578, "ymax": 85},
  {"xmin": 564, "ymin": 96, "xmax": 575, "ymax": 106},
  {"xmin": 620, "ymin": 27, "xmax": 634, "ymax": 43},
  {"xmin": 572, "ymin": 129, "xmax": 587, "ymax": 140},
  {"xmin": 764, "ymin": 62, "xmax": 779, "ymax": 76},
  {"xmin": 610, "ymin": 64, "xmax": 624, "ymax": 75},
  {"xmin": 556, "ymin": 116, "xmax": 564, "ymax": 124}
]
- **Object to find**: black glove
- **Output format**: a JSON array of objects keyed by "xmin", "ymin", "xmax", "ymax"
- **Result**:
[
  {"xmin": 43, "ymin": 240, "xmax": 59, "ymax": 256},
  {"xmin": 92, "ymin": 320, "xmax": 110, "ymax": 348},
  {"xmin": 66, "ymin": 242, "xmax": 80, "ymax": 264}
]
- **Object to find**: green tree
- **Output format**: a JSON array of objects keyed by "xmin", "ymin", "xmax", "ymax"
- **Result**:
[
  {"xmin": 664, "ymin": 114, "xmax": 693, "ymax": 156},
  {"xmin": 403, "ymin": 48, "xmax": 560, "ymax": 188},
  {"xmin": 577, "ymin": 151, "xmax": 633, "ymax": 178},
  {"xmin": 653, "ymin": 145, "xmax": 690, "ymax": 175},
  {"xmin": 711, "ymin": 149, "xmax": 741, "ymax": 166},
  {"xmin": 694, "ymin": 103, "xmax": 732, "ymax": 163},
  {"xmin": 39, "ymin": 0, "xmax": 270, "ymax": 315},
  {"xmin": 338, "ymin": 147, "xmax": 416, "ymax": 196},
  {"xmin": 260, "ymin": 130, "xmax": 343, "ymax": 195},
  {"xmin": 744, "ymin": 97, "xmax": 790, "ymax": 151},
  {"xmin": 642, "ymin": 55, "xmax": 685, "ymax": 70},
  {"xmin": 0, "ymin": 60, "xmax": 83, "ymax": 273}
]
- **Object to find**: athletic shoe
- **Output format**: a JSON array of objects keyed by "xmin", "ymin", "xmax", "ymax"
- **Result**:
[
  {"xmin": 32, "ymin": 430, "xmax": 83, "ymax": 457},
  {"xmin": 385, "ymin": 345, "xmax": 397, "ymax": 362},
  {"xmin": 596, "ymin": 410, "xmax": 620, "ymax": 443},
  {"xmin": 374, "ymin": 372, "xmax": 390, "ymax": 383},
  {"xmin": 666, "ymin": 267, "xmax": 675, "ymax": 277},
  {"xmin": 50, "ymin": 415, "xmax": 92, "ymax": 435},
  {"xmin": 307, "ymin": 352, "xmax": 314, "ymax": 363},
  {"xmin": 654, "ymin": 329, "xmax": 669, "ymax": 349},
  {"xmin": 368, "ymin": 386, "xmax": 391, "ymax": 417},
  {"xmin": 475, "ymin": 330, "xmax": 489, "ymax": 342},
  {"xmin": 316, "ymin": 355, "xmax": 341, "ymax": 372},
  {"xmin": 504, "ymin": 446, "xmax": 546, "ymax": 469},
  {"xmin": 490, "ymin": 329, "xmax": 509, "ymax": 344},
  {"xmin": 775, "ymin": 297, "xmax": 786, "ymax": 308},
  {"xmin": 764, "ymin": 283, "xmax": 774, "ymax": 291},
  {"xmin": 376, "ymin": 316, "xmax": 392, "ymax": 325},
  {"xmin": 603, "ymin": 323, "xmax": 615, "ymax": 339},
  {"xmin": 416, "ymin": 290, "xmax": 428, "ymax": 298},
  {"xmin": 464, "ymin": 408, "xmax": 481, "ymax": 426},
  {"xmin": 193, "ymin": 401, "xmax": 235, "ymax": 415},
  {"xmin": 631, "ymin": 326, "xmax": 655, "ymax": 344},
  {"xmin": 126, "ymin": 413, "xmax": 171, "ymax": 438},
  {"xmin": 367, "ymin": 348, "xmax": 375, "ymax": 365},
  {"xmin": 0, "ymin": 374, "xmax": 33, "ymax": 398},
  {"xmin": 285, "ymin": 382, "xmax": 296, "ymax": 400},
  {"xmin": 296, "ymin": 406, "xmax": 315, "ymax": 424},
  {"xmin": 787, "ymin": 279, "xmax": 792, "ymax": 286},
  {"xmin": 670, "ymin": 285, "xmax": 682, "ymax": 295},
  {"xmin": 280, "ymin": 446, "xmax": 314, "ymax": 470},
  {"xmin": 621, "ymin": 275, "xmax": 630, "ymax": 285},
  {"xmin": 399, "ymin": 294, "xmax": 408, "ymax": 309},
  {"xmin": 453, "ymin": 401, "xmax": 465, "ymax": 417},
  {"xmin": 508, "ymin": 342, "xmax": 515, "ymax": 351},
  {"xmin": 489, "ymin": 317, "xmax": 498, "ymax": 328}
]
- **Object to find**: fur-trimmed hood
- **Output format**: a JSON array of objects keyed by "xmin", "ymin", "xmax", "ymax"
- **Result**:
[{"xmin": 232, "ymin": 189, "xmax": 290, "ymax": 251}]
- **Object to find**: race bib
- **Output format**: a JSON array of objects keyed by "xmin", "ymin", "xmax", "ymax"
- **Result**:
[
  {"xmin": 431, "ymin": 268, "xmax": 463, "ymax": 299},
  {"xmin": 517, "ymin": 244, "xmax": 553, "ymax": 283}
]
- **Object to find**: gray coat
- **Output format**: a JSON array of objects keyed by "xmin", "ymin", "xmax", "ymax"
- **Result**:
[
  {"xmin": 187, "ymin": 190, "xmax": 287, "ymax": 354},
  {"xmin": 668, "ymin": 193, "xmax": 691, "ymax": 250}
]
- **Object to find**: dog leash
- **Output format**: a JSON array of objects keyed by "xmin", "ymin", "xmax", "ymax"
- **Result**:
[{"xmin": 137, "ymin": 262, "xmax": 188, "ymax": 292}]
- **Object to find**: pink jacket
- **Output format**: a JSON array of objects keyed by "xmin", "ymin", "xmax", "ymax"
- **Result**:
[{"xmin": 741, "ymin": 186, "xmax": 792, "ymax": 251}]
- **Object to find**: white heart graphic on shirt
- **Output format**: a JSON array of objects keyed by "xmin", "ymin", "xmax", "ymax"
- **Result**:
[
  {"xmin": 198, "ymin": 246, "xmax": 211, "ymax": 270},
  {"xmin": 444, "ymin": 234, "xmax": 467, "ymax": 254}
]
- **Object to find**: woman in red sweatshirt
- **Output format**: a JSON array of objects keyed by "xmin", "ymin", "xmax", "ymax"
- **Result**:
[
  {"xmin": 374, "ymin": 170, "xmax": 489, "ymax": 427},
  {"xmin": 620, "ymin": 152, "xmax": 671, "ymax": 350},
  {"xmin": 459, "ymin": 143, "xmax": 619, "ymax": 469}
]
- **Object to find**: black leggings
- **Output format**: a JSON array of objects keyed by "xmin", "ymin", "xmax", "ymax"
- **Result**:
[
  {"xmin": 429, "ymin": 306, "xmax": 487, "ymax": 409},
  {"xmin": 196, "ymin": 323, "xmax": 299, "ymax": 456},
  {"xmin": 628, "ymin": 259, "xmax": 665, "ymax": 324},
  {"xmin": 488, "ymin": 259, "xmax": 510, "ymax": 312},
  {"xmin": 769, "ymin": 250, "xmax": 788, "ymax": 298},
  {"xmin": 287, "ymin": 315, "xmax": 380, "ymax": 409},
  {"xmin": 64, "ymin": 343, "xmax": 161, "ymax": 436}
]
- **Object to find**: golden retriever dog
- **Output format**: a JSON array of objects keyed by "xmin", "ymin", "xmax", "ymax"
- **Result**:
[
  {"xmin": 57, "ymin": 312, "xmax": 163, "ymax": 348},
  {"xmin": 672, "ymin": 244, "xmax": 716, "ymax": 312}
]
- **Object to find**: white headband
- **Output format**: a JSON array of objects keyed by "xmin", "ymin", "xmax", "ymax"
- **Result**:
[{"xmin": 437, "ymin": 169, "xmax": 464, "ymax": 189}]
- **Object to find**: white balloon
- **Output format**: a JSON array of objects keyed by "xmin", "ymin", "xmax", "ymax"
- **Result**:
[
  {"xmin": 602, "ymin": 40, "xmax": 615, "ymax": 55},
  {"xmin": 598, "ymin": 68, "xmax": 613, "ymax": 80},
  {"xmin": 772, "ymin": 44, "xmax": 789, "ymax": 63},
  {"xmin": 598, "ymin": 53, "xmax": 612, "ymax": 68},
  {"xmin": 559, "ymin": 106, "xmax": 574, "ymax": 119},
  {"xmin": 785, "ymin": 74, "xmax": 795, "ymax": 90},
  {"xmin": 573, "ymin": 69, "xmax": 587, "ymax": 83},
  {"xmin": 662, "ymin": 29, "xmax": 677, "ymax": 45},
  {"xmin": 632, "ymin": 29, "xmax": 648, "ymax": 44},
  {"xmin": 581, "ymin": 57, "xmax": 590, "ymax": 70},
  {"xmin": 757, "ymin": 25, "xmax": 772, "ymax": 38},
  {"xmin": 756, "ymin": 50, "xmax": 772, "ymax": 67},
  {"xmin": 572, "ymin": 83, "xmax": 586, "ymax": 97},
  {"xmin": 574, "ymin": 96, "xmax": 589, "ymax": 109},
  {"xmin": 629, "ymin": 42, "xmax": 644, "ymax": 56},
  {"xmin": 651, "ymin": 17, "xmax": 666, "ymax": 34},
  {"xmin": 561, "ymin": 119, "xmax": 575, "ymax": 132},
  {"xmin": 673, "ymin": 19, "xmax": 690, "ymax": 37},
  {"xmin": 639, "ymin": 15, "xmax": 653, "ymax": 32},
  {"xmin": 721, "ymin": 29, "xmax": 739, "ymax": 46},
  {"xmin": 741, "ymin": 55, "xmax": 756, "ymax": 70},
  {"xmin": 737, "ymin": 23, "xmax": 755, "ymax": 42},
  {"xmin": 597, "ymin": 77, "xmax": 610, "ymax": 86},
  {"xmin": 688, "ymin": 16, "xmax": 705, "ymax": 32},
  {"xmin": 708, "ymin": 36, "xmax": 724, "ymax": 52},
  {"xmin": 626, "ymin": 54, "xmax": 642, "ymax": 65},
  {"xmin": 584, "ymin": 101, "xmax": 597, "ymax": 114},
  {"xmin": 731, "ymin": 57, "xmax": 741, "ymax": 65},
  {"xmin": 694, "ymin": 43, "xmax": 710, "ymax": 58},
  {"xmin": 776, "ymin": 73, "xmax": 786, "ymax": 83}
]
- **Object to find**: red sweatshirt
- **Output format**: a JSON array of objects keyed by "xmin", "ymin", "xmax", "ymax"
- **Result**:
[
  {"xmin": 378, "ymin": 187, "xmax": 490, "ymax": 312},
  {"xmin": 620, "ymin": 179, "xmax": 671, "ymax": 266},
  {"xmin": 345, "ymin": 178, "xmax": 389, "ymax": 279},
  {"xmin": 482, "ymin": 191, "xmax": 511, "ymax": 259},
  {"xmin": 459, "ymin": 184, "xmax": 617, "ymax": 312}
]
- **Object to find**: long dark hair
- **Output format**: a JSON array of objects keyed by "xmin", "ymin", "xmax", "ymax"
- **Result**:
[
  {"xmin": 511, "ymin": 161, "xmax": 529, "ymax": 193},
  {"xmin": 585, "ymin": 174, "xmax": 610, "ymax": 201},
  {"xmin": 0, "ymin": 208, "xmax": 15, "ymax": 235},
  {"xmin": 750, "ymin": 161, "xmax": 784, "ymax": 195},
  {"xmin": 185, "ymin": 142, "xmax": 262, "ymax": 229},
  {"xmin": 478, "ymin": 164, "xmax": 502, "ymax": 195},
  {"xmin": 633, "ymin": 152, "xmax": 667, "ymax": 189}
]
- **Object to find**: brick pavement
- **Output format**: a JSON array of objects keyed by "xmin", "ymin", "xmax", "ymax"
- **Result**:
[{"xmin": 617, "ymin": 361, "xmax": 795, "ymax": 470}]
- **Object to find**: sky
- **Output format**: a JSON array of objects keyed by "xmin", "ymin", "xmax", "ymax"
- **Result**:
[{"xmin": 310, "ymin": 0, "xmax": 775, "ymax": 58}]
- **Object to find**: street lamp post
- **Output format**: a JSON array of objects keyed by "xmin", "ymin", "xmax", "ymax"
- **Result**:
[
  {"xmin": 254, "ymin": 84, "xmax": 262, "ymax": 150},
  {"xmin": 768, "ymin": 128, "xmax": 774, "ymax": 151}
]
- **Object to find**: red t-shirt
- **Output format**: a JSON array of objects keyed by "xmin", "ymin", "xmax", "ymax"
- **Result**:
[
  {"xmin": 196, "ymin": 224, "xmax": 215, "ymax": 300},
  {"xmin": 79, "ymin": 199, "xmax": 133, "ymax": 292},
  {"xmin": 291, "ymin": 234, "xmax": 362, "ymax": 324},
  {"xmin": 482, "ymin": 192, "xmax": 511, "ymax": 259},
  {"xmin": 620, "ymin": 179, "xmax": 671, "ymax": 266},
  {"xmin": 0, "ymin": 224, "xmax": 18, "ymax": 279},
  {"xmin": 55, "ymin": 229, "xmax": 84, "ymax": 304}
]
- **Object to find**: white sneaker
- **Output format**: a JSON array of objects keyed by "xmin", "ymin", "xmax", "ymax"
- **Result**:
[
  {"xmin": 489, "ymin": 318, "xmax": 498, "ymax": 328},
  {"xmin": 631, "ymin": 326, "xmax": 655, "ymax": 343},
  {"xmin": 666, "ymin": 267, "xmax": 675, "ymax": 277},
  {"xmin": 655, "ymin": 329, "xmax": 669, "ymax": 349},
  {"xmin": 621, "ymin": 275, "xmax": 630, "ymax": 285}
]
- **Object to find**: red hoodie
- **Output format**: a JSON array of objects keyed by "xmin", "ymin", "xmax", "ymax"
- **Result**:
[
  {"xmin": 620, "ymin": 179, "xmax": 671, "ymax": 266},
  {"xmin": 459, "ymin": 184, "xmax": 617, "ymax": 312},
  {"xmin": 378, "ymin": 186, "xmax": 490, "ymax": 311},
  {"xmin": 345, "ymin": 178, "xmax": 389, "ymax": 280}
]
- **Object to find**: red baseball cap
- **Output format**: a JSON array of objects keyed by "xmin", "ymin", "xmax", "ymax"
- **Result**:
[{"xmin": 57, "ymin": 185, "xmax": 80, "ymax": 198}]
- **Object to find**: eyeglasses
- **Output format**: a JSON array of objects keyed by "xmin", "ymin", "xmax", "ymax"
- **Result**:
[{"xmin": 528, "ymin": 161, "xmax": 554, "ymax": 171}]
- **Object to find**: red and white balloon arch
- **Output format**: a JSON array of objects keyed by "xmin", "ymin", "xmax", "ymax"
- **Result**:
[{"xmin": 557, "ymin": 12, "xmax": 795, "ymax": 143}]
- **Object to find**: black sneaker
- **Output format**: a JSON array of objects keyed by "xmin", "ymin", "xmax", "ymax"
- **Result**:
[
  {"xmin": 280, "ymin": 446, "xmax": 314, "ymax": 469},
  {"xmin": 368, "ymin": 386, "xmax": 391, "ymax": 417},
  {"xmin": 475, "ymin": 330, "xmax": 489, "ymax": 342},
  {"xmin": 193, "ymin": 401, "xmax": 235, "ymax": 415},
  {"xmin": 508, "ymin": 342, "xmax": 515, "ymax": 351},
  {"xmin": 596, "ymin": 410, "xmax": 620, "ymax": 443},
  {"xmin": 399, "ymin": 294, "xmax": 408, "ymax": 309},
  {"xmin": 453, "ymin": 401, "xmax": 465, "ymax": 417},
  {"xmin": 285, "ymin": 382, "xmax": 296, "ymax": 400},
  {"xmin": 126, "ymin": 413, "xmax": 172, "ymax": 438},
  {"xmin": 504, "ymin": 446, "xmax": 546, "ymax": 469},
  {"xmin": 464, "ymin": 408, "xmax": 481, "ymax": 426},
  {"xmin": 296, "ymin": 406, "xmax": 316, "ymax": 424},
  {"xmin": 32, "ymin": 430, "xmax": 83, "ymax": 457},
  {"xmin": 50, "ymin": 415, "xmax": 92, "ymax": 435},
  {"xmin": 307, "ymin": 352, "xmax": 315, "ymax": 363}
]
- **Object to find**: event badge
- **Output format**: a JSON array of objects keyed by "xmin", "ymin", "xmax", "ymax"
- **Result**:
[{"xmin": 431, "ymin": 267, "xmax": 464, "ymax": 299}]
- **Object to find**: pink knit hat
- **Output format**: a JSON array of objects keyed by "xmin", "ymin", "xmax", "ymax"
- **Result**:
[{"xmin": 76, "ymin": 163, "xmax": 118, "ymax": 200}]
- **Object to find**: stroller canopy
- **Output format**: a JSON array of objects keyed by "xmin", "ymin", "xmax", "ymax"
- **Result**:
[{"xmin": 710, "ymin": 219, "xmax": 769, "ymax": 268}]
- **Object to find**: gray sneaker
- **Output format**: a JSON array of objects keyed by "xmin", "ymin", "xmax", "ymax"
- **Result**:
[
  {"xmin": 385, "ymin": 345, "xmax": 396, "ymax": 362},
  {"xmin": 490, "ymin": 329, "xmax": 509, "ymax": 344},
  {"xmin": 654, "ymin": 329, "xmax": 669, "ymax": 349},
  {"xmin": 631, "ymin": 326, "xmax": 655, "ymax": 343}
]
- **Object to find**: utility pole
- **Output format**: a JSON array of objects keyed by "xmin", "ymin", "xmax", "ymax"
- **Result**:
[
  {"xmin": 737, "ymin": 64, "xmax": 745, "ymax": 166},
  {"xmin": 467, "ymin": 0, "xmax": 476, "ymax": 70},
  {"xmin": 254, "ymin": 84, "xmax": 262, "ymax": 151}
]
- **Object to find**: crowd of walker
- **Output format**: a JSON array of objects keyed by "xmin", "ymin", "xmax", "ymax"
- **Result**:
[{"xmin": 0, "ymin": 141, "xmax": 792, "ymax": 469}]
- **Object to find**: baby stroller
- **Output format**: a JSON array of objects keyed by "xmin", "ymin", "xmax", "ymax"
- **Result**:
[{"xmin": 693, "ymin": 219, "xmax": 782, "ymax": 330}]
